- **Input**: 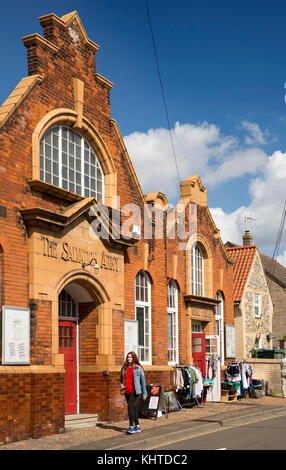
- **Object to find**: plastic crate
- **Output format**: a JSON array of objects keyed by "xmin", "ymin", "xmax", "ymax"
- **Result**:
[{"xmin": 222, "ymin": 382, "xmax": 240, "ymax": 391}]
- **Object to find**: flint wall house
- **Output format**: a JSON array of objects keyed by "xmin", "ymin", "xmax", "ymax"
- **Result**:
[{"xmin": 0, "ymin": 11, "xmax": 235, "ymax": 444}]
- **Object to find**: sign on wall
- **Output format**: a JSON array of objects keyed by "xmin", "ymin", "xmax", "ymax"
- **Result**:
[
  {"xmin": 2, "ymin": 306, "xmax": 30, "ymax": 365},
  {"xmin": 124, "ymin": 320, "xmax": 138, "ymax": 358},
  {"xmin": 225, "ymin": 324, "xmax": 236, "ymax": 358}
]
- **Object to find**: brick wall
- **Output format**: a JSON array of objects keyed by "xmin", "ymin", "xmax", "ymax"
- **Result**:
[
  {"xmin": 79, "ymin": 367, "xmax": 175, "ymax": 422},
  {"xmin": 0, "ymin": 372, "xmax": 64, "ymax": 445},
  {"xmin": 78, "ymin": 302, "xmax": 98, "ymax": 364},
  {"xmin": 247, "ymin": 358, "xmax": 282, "ymax": 394}
]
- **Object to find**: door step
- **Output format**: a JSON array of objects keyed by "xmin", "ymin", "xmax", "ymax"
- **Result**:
[{"xmin": 65, "ymin": 414, "xmax": 99, "ymax": 431}]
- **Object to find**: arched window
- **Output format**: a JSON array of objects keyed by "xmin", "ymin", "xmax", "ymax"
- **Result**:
[
  {"xmin": 167, "ymin": 280, "xmax": 178, "ymax": 364},
  {"xmin": 191, "ymin": 243, "xmax": 204, "ymax": 296},
  {"xmin": 58, "ymin": 288, "xmax": 78, "ymax": 320},
  {"xmin": 40, "ymin": 126, "xmax": 104, "ymax": 201},
  {"xmin": 215, "ymin": 291, "xmax": 224, "ymax": 364},
  {"xmin": 135, "ymin": 271, "xmax": 151, "ymax": 363}
]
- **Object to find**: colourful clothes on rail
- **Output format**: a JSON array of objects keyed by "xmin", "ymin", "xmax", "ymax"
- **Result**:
[
  {"xmin": 225, "ymin": 361, "xmax": 253, "ymax": 397},
  {"xmin": 174, "ymin": 366, "xmax": 204, "ymax": 399}
]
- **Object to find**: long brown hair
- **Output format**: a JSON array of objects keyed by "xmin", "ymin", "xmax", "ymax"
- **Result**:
[{"xmin": 123, "ymin": 351, "xmax": 144, "ymax": 369}]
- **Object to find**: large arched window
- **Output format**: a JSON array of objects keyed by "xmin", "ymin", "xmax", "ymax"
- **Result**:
[
  {"xmin": 167, "ymin": 280, "xmax": 178, "ymax": 364},
  {"xmin": 191, "ymin": 243, "xmax": 204, "ymax": 296},
  {"xmin": 135, "ymin": 271, "xmax": 151, "ymax": 363},
  {"xmin": 40, "ymin": 126, "xmax": 104, "ymax": 201}
]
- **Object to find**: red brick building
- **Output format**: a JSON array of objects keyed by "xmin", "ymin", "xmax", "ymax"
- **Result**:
[{"xmin": 0, "ymin": 11, "xmax": 235, "ymax": 444}]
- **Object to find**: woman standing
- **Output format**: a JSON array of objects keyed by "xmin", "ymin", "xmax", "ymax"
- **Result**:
[{"xmin": 120, "ymin": 351, "xmax": 147, "ymax": 434}]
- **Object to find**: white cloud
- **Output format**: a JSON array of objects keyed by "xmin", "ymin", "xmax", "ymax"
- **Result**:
[
  {"xmin": 209, "ymin": 206, "xmax": 246, "ymax": 244},
  {"xmin": 204, "ymin": 147, "xmax": 267, "ymax": 186},
  {"xmin": 277, "ymin": 250, "xmax": 286, "ymax": 267},
  {"xmin": 241, "ymin": 120, "xmax": 268, "ymax": 146},
  {"xmin": 123, "ymin": 121, "xmax": 267, "ymax": 199},
  {"xmin": 124, "ymin": 121, "xmax": 286, "ymax": 262},
  {"xmin": 210, "ymin": 150, "xmax": 286, "ymax": 258}
]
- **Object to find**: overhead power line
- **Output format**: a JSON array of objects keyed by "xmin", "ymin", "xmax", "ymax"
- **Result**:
[{"xmin": 144, "ymin": 0, "xmax": 181, "ymax": 186}]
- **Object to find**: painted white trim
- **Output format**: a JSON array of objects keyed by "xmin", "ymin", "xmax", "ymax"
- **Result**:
[
  {"xmin": 191, "ymin": 243, "xmax": 204, "ymax": 296},
  {"xmin": 135, "ymin": 272, "xmax": 152, "ymax": 365},
  {"xmin": 215, "ymin": 292, "xmax": 224, "ymax": 365},
  {"xmin": 76, "ymin": 318, "xmax": 79, "ymax": 414},
  {"xmin": 167, "ymin": 281, "xmax": 179, "ymax": 365}
]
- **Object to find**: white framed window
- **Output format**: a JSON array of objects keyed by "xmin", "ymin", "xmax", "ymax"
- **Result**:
[
  {"xmin": 167, "ymin": 280, "xmax": 179, "ymax": 364},
  {"xmin": 135, "ymin": 272, "xmax": 151, "ymax": 363},
  {"xmin": 40, "ymin": 126, "xmax": 104, "ymax": 202},
  {"xmin": 58, "ymin": 288, "xmax": 78, "ymax": 320},
  {"xmin": 254, "ymin": 293, "xmax": 261, "ymax": 318},
  {"xmin": 192, "ymin": 321, "xmax": 203, "ymax": 333},
  {"xmin": 215, "ymin": 291, "xmax": 224, "ymax": 364},
  {"xmin": 191, "ymin": 243, "xmax": 204, "ymax": 296}
]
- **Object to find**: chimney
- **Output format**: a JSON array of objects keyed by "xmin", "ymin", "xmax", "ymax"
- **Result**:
[{"xmin": 243, "ymin": 230, "xmax": 253, "ymax": 246}]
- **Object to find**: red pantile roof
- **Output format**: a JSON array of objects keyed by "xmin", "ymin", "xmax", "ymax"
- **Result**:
[{"xmin": 226, "ymin": 245, "xmax": 257, "ymax": 302}]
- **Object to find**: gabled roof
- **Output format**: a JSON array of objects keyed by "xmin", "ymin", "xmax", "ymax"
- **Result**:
[
  {"xmin": 0, "ymin": 75, "xmax": 43, "ymax": 130},
  {"xmin": 260, "ymin": 252, "xmax": 286, "ymax": 288},
  {"xmin": 226, "ymin": 245, "xmax": 257, "ymax": 302},
  {"xmin": 38, "ymin": 11, "xmax": 100, "ymax": 52}
]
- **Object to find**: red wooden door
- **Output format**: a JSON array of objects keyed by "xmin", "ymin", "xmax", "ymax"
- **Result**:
[
  {"xmin": 192, "ymin": 333, "xmax": 206, "ymax": 377},
  {"xmin": 59, "ymin": 321, "xmax": 77, "ymax": 414}
]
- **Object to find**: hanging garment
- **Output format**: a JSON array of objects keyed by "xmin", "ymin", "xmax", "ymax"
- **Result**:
[
  {"xmin": 185, "ymin": 367, "xmax": 195, "ymax": 398},
  {"xmin": 208, "ymin": 354, "xmax": 217, "ymax": 379},
  {"xmin": 225, "ymin": 363, "xmax": 241, "ymax": 396},
  {"xmin": 241, "ymin": 362, "xmax": 249, "ymax": 390},
  {"xmin": 174, "ymin": 368, "xmax": 184, "ymax": 392},
  {"xmin": 225, "ymin": 363, "xmax": 241, "ymax": 381},
  {"xmin": 190, "ymin": 366, "xmax": 204, "ymax": 398}
]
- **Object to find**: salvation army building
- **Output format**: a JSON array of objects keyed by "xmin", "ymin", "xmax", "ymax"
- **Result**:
[{"xmin": 0, "ymin": 11, "xmax": 235, "ymax": 443}]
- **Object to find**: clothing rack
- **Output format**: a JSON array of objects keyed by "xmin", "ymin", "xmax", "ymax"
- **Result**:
[
  {"xmin": 224, "ymin": 361, "xmax": 253, "ymax": 399},
  {"xmin": 175, "ymin": 364, "xmax": 204, "ymax": 408}
]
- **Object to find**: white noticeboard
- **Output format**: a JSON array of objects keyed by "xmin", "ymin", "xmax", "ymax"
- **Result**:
[
  {"xmin": 225, "ymin": 324, "xmax": 236, "ymax": 359},
  {"xmin": 2, "ymin": 306, "xmax": 30, "ymax": 365},
  {"xmin": 124, "ymin": 320, "xmax": 138, "ymax": 358}
]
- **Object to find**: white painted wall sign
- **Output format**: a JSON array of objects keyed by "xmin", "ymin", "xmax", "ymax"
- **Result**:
[
  {"xmin": 124, "ymin": 320, "xmax": 138, "ymax": 358},
  {"xmin": 225, "ymin": 324, "xmax": 236, "ymax": 358},
  {"xmin": 2, "ymin": 306, "xmax": 30, "ymax": 365}
]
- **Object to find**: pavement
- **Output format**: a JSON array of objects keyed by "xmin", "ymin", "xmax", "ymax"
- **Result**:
[{"xmin": 1, "ymin": 394, "xmax": 286, "ymax": 450}]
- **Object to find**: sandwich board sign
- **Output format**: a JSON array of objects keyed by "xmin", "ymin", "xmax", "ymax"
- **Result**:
[{"xmin": 138, "ymin": 385, "xmax": 168, "ymax": 420}]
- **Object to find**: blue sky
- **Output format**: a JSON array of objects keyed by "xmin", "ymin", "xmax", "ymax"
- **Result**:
[{"xmin": 1, "ymin": 1, "xmax": 286, "ymax": 260}]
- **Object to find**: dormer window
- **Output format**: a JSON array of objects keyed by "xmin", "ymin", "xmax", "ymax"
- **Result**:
[{"xmin": 40, "ymin": 125, "xmax": 104, "ymax": 202}]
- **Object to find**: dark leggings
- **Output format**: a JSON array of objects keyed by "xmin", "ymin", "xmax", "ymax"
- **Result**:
[{"xmin": 125, "ymin": 393, "xmax": 139, "ymax": 427}]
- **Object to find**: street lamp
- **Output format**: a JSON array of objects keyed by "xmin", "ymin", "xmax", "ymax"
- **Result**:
[{"xmin": 82, "ymin": 258, "xmax": 100, "ymax": 274}]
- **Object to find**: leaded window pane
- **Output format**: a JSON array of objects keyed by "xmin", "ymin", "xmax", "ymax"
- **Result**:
[{"xmin": 40, "ymin": 126, "xmax": 104, "ymax": 202}]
